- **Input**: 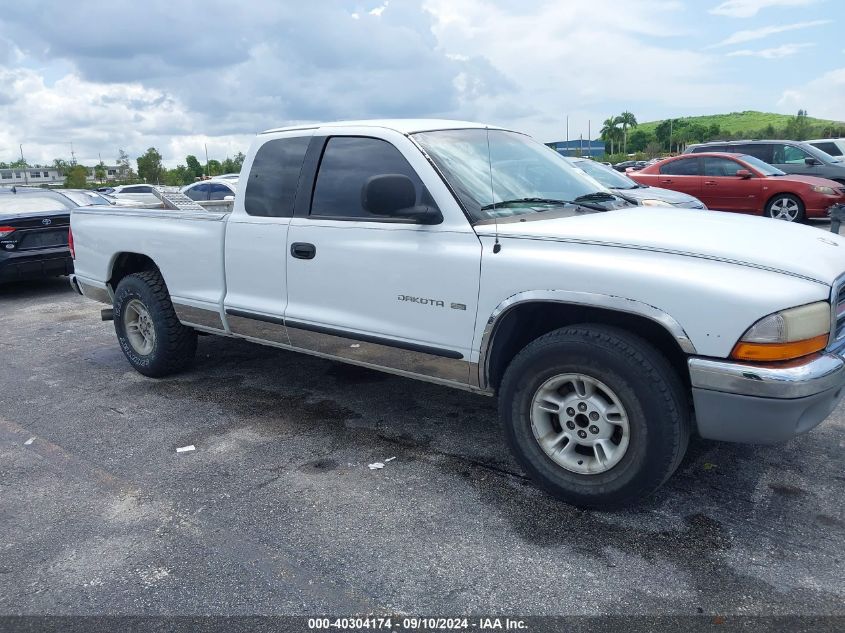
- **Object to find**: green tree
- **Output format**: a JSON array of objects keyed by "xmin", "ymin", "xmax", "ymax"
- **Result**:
[
  {"xmin": 53, "ymin": 158, "xmax": 70, "ymax": 171},
  {"xmin": 136, "ymin": 147, "xmax": 164, "ymax": 183},
  {"xmin": 232, "ymin": 151, "xmax": 246, "ymax": 171},
  {"xmin": 185, "ymin": 155, "xmax": 203, "ymax": 179},
  {"xmin": 94, "ymin": 161, "xmax": 107, "ymax": 181},
  {"xmin": 206, "ymin": 159, "xmax": 222, "ymax": 176},
  {"xmin": 600, "ymin": 117, "xmax": 621, "ymax": 155},
  {"xmin": 618, "ymin": 111, "xmax": 638, "ymax": 154},
  {"xmin": 165, "ymin": 165, "xmax": 194, "ymax": 186},
  {"xmin": 644, "ymin": 141, "xmax": 663, "ymax": 158},
  {"xmin": 64, "ymin": 165, "xmax": 89, "ymax": 188},
  {"xmin": 627, "ymin": 129, "xmax": 653, "ymax": 153}
]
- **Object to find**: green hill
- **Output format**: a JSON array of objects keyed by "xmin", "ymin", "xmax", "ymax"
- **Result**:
[{"xmin": 637, "ymin": 110, "xmax": 843, "ymax": 137}]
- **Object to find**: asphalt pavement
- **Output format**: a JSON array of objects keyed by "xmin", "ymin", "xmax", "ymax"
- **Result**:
[{"xmin": 0, "ymin": 277, "xmax": 843, "ymax": 617}]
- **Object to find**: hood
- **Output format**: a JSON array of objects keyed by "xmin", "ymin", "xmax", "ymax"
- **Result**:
[
  {"xmin": 772, "ymin": 174, "xmax": 845, "ymax": 188},
  {"xmin": 614, "ymin": 185, "xmax": 703, "ymax": 206},
  {"xmin": 477, "ymin": 207, "xmax": 845, "ymax": 285}
]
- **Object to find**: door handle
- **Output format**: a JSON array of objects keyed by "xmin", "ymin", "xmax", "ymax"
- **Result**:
[
  {"xmin": 660, "ymin": 178, "xmax": 673, "ymax": 184},
  {"xmin": 704, "ymin": 180, "xmax": 717, "ymax": 186},
  {"xmin": 290, "ymin": 242, "xmax": 316, "ymax": 260}
]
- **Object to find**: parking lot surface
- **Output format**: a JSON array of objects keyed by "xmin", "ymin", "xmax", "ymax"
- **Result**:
[{"xmin": 1, "ymin": 278, "xmax": 843, "ymax": 616}]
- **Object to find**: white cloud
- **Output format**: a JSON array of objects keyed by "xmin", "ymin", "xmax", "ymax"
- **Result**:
[
  {"xmin": 423, "ymin": 0, "xmax": 742, "ymax": 141},
  {"xmin": 709, "ymin": 0, "xmax": 819, "ymax": 18},
  {"xmin": 726, "ymin": 42, "xmax": 814, "ymax": 58},
  {"xmin": 711, "ymin": 19, "xmax": 829, "ymax": 46},
  {"xmin": 778, "ymin": 67, "xmax": 845, "ymax": 121}
]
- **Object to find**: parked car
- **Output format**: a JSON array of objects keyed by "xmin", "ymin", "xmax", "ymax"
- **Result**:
[
  {"xmin": 612, "ymin": 160, "xmax": 647, "ymax": 172},
  {"xmin": 685, "ymin": 140, "xmax": 845, "ymax": 185},
  {"xmin": 0, "ymin": 188, "xmax": 74, "ymax": 283},
  {"xmin": 109, "ymin": 184, "xmax": 164, "ymax": 206},
  {"xmin": 56, "ymin": 189, "xmax": 149, "ymax": 209},
  {"xmin": 564, "ymin": 157, "xmax": 706, "ymax": 208},
  {"xmin": 69, "ymin": 119, "xmax": 845, "ymax": 509},
  {"xmin": 180, "ymin": 178, "xmax": 238, "ymax": 202},
  {"xmin": 806, "ymin": 138, "xmax": 845, "ymax": 158},
  {"xmin": 629, "ymin": 152, "xmax": 845, "ymax": 221}
]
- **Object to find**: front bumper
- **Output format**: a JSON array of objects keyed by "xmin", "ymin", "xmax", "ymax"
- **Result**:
[{"xmin": 688, "ymin": 352, "xmax": 845, "ymax": 443}]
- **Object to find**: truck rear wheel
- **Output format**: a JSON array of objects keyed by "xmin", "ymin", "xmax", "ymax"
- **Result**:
[
  {"xmin": 499, "ymin": 325, "xmax": 689, "ymax": 509},
  {"xmin": 113, "ymin": 270, "xmax": 197, "ymax": 377}
]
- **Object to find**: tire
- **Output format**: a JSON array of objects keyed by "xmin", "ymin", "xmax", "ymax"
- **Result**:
[
  {"xmin": 765, "ymin": 194, "xmax": 805, "ymax": 222},
  {"xmin": 113, "ymin": 270, "xmax": 197, "ymax": 377},
  {"xmin": 499, "ymin": 325, "xmax": 690, "ymax": 509}
]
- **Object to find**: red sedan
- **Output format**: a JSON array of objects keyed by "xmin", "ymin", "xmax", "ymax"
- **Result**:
[{"xmin": 628, "ymin": 152, "xmax": 845, "ymax": 222}]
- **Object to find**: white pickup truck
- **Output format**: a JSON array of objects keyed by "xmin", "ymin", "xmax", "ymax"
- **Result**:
[{"xmin": 69, "ymin": 119, "xmax": 845, "ymax": 508}]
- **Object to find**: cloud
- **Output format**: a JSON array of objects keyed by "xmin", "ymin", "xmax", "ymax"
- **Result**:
[
  {"xmin": 709, "ymin": 0, "xmax": 819, "ymax": 18},
  {"xmin": 778, "ymin": 67, "xmax": 845, "ymax": 121},
  {"xmin": 726, "ymin": 42, "xmax": 815, "ymax": 58},
  {"xmin": 711, "ymin": 19, "xmax": 829, "ymax": 46}
]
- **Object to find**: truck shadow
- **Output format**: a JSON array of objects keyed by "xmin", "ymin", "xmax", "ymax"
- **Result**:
[{"xmin": 0, "ymin": 276, "xmax": 73, "ymax": 300}]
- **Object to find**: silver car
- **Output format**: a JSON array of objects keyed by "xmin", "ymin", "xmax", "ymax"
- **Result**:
[{"xmin": 564, "ymin": 157, "xmax": 707, "ymax": 208}]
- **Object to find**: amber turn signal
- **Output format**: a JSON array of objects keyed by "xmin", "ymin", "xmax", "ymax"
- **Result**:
[{"xmin": 731, "ymin": 333, "xmax": 829, "ymax": 362}]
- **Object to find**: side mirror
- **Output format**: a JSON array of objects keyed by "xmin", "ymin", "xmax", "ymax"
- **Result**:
[
  {"xmin": 361, "ymin": 174, "xmax": 442, "ymax": 224},
  {"xmin": 735, "ymin": 169, "xmax": 753, "ymax": 179},
  {"xmin": 805, "ymin": 157, "xmax": 822, "ymax": 166}
]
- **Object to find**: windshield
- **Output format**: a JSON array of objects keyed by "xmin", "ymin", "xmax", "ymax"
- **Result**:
[
  {"xmin": 413, "ymin": 128, "xmax": 614, "ymax": 222},
  {"xmin": 738, "ymin": 154, "xmax": 786, "ymax": 176},
  {"xmin": 571, "ymin": 159, "xmax": 638, "ymax": 189},
  {"xmin": 62, "ymin": 191, "xmax": 109, "ymax": 206}
]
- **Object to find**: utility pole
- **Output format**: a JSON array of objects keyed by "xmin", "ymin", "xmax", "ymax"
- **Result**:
[
  {"xmin": 669, "ymin": 119, "xmax": 673, "ymax": 154},
  {"xmin": 20, "ymin": 145, "xmax": 28, "ymax": 185},
  {"xmin": 566, "ymin": 115, "xmax": 569, "ymax": 146},
  {"xmin": 588, "ymin": 120, "xmax": 591, "ymax": 156},
  {"xmin": 204, "ymin": 144, "xmax": 209, "ymax": 178},
  {"xmin": 70, "ymin": 142, "xmax": 76, "ymax": 166}
]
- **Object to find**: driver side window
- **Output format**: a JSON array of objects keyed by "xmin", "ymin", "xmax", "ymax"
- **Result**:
[{"xmin": 310, "ymin": 136, "xmax": 436, "ymax": 220}]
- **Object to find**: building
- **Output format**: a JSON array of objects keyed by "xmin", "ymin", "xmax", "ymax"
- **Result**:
[
  {"xmin": 0, "ymin": 167, "xmax": 63, "ymax": 186},
  {"xmin": 546, "ymin": 139, "xmax": 606, "ymax": 158},
  {"xmin": 0, "ymin": 164, "xmax": 130, "ymax": 187}
]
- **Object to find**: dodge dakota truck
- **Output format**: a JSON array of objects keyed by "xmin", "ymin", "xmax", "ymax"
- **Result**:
[{"xmin": 69, "ymin": 120, "xmax": 845, "ymax": 508}]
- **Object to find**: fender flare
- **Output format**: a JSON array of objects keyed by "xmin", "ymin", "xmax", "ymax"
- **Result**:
[{"xmin": 477, "ymin": 289, "xmax": 697, "ymax": 389}]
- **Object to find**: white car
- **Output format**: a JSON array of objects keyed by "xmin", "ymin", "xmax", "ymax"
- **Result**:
[
  {"xmin": 108, "ymin": 184, "xmax": 164, "ymax": 206},
  {"xmin": 807, "ymin": 138, "xmax": 845, "ymax": 159},
  {"xmin": 563, "ymin": 157, "xmax": 707, "ymax": 208},
  {"xmin": 180, "ymin": 178, "xmax": 238, "ymax": 202},
  {"xmin": 68, "ymin": 119, "xmax": 845, "ymax": 508}
]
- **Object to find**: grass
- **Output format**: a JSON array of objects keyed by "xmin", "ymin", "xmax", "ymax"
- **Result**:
[{"xmin": 637, "ymin": 110, "xmax": 844, "ymax": 137}]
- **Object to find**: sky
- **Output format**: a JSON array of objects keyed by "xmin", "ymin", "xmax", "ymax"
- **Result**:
[{"xmin": 0, "ymin": 0, "xmax": 842, "ymax": 168}]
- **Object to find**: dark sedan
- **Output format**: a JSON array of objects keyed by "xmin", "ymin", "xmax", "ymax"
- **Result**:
[
  {"xmin": 0, "ymin": 189, "xmax": 74, "ymax": 283},
  {"xmin": 612, "ymin": 160, "xmax": 647, "ymax": 172}
]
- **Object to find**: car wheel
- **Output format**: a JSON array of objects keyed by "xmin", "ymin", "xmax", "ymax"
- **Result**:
[
  {"xmin": 113, "ymin": 270, "xmax": 197, "ymax": 377},
  {"xmin": 499, "ymin": 325, "xmax": 690, "ymax": 509},
  {"xmin": 765, "ymin": 194, "xmax": 805, "ymax": 222}
]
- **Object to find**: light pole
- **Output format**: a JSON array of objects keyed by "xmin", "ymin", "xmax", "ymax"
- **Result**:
[{"xmin": 20, "ymin": 145, "xmax": 28, "ymax": 185}]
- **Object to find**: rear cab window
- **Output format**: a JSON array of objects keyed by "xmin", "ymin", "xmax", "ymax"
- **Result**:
[{"xmin": 244, "ymin": 136, "xmax": 311, "ymax": 217}]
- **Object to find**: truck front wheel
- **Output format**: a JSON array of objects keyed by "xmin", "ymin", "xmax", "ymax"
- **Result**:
[
  {"xmin": 499, "ymin": 325, "xmax": 689, "ymax": 509},
  {"xmin": 113, "ymin": 270, "xmax": 197, "ymax": 377}
]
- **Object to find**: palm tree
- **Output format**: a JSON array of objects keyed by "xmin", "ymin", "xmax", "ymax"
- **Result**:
[
  {"xmin": 618, "ymin": 111, "xmax": 638, "ymax": 155},
  {"xmin": 600, "ymin": 117, "xmax": 620, "ymax": 155}
]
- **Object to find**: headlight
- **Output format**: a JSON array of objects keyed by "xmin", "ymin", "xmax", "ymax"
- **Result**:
[
  {"xmin": 811, "ymin": 185, "xmax": 837, "ymax": 195},
  {"xmin": 640, "ymin": 199, "xmax": 672, "ymax": 206},
  {"xmin": 731, "ymin": 301, "xmax": 830, "ymax": 361}
]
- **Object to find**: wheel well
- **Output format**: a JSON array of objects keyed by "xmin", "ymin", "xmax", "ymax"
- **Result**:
[
  {"xmin": 109, "ymin": 252, "xmax": 159, "ymax": 289},
  {"xmin": 485, "ymin": 302, "xmax": 690, "ymax": 393}
]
